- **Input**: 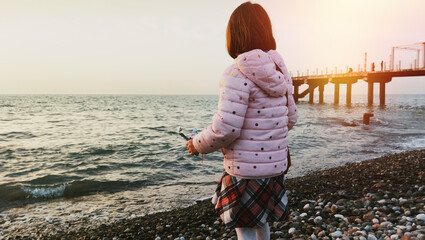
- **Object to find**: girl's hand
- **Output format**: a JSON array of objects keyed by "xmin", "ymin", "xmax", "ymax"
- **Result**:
[{"xmin": 186, "ymin": 139, "xmax": 199, "ymax": 155}]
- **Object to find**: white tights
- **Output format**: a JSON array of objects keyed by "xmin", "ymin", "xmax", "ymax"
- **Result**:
[{"xmin": 235, "ymin": 222, "xmax": 270, "ymax": 240}]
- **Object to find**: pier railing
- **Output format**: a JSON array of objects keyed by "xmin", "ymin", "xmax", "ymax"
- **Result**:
[{"xmin": 291, "ymin": 43, "xmax": 425, "ymax": 106}]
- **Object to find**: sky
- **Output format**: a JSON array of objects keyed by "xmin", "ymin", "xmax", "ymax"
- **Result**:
[{"xmin": 1, "ymin": 0, "xmax": 425, "ymax": 95}]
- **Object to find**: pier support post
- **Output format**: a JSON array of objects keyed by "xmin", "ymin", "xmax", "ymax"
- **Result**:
[
  {"xmin": 363, "ymin": 113, "xmax": 374, "ymax": 125},
  {"xmin": 346, "ymin": 83, "xmax": 352, "ymax": 105},
  {"xmin": 379, "ymin": 82, "xmax": 386, "ymax": 106},
  {"xmin": 309, "ymin": 85, "xmax": 315, "ymax": 104},
  {"xmin": 294, "ymin": 85, "xmax": 299, "ymax": 102},
  {"xmin": 334, "ymin": 83, "xmax": 340, "ymax": 105},
  {"xmin": 318, "ymin": 84, "xmax": 324, "ymax": 104},
  {"xmin": 368, "ymin": 81, "xmax": 374, "ymax": 106}
]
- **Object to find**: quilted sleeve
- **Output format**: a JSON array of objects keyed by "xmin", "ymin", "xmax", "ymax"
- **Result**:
[
  {"xmin": 284, "ymin": 67, "xmax": 298, "ymax": 130},
  {"xmin": 287, "ymin": 92, "xmax": 297, "ymax": 130},
  {"xmin": 192, "ymin": 68, "xmax": 250, "ymax": 154}
]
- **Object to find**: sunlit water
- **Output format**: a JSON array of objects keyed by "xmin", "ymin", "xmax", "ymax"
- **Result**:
[{"xmin": 0, "ymin": 94, "xmax": 424, "ymax": 227}]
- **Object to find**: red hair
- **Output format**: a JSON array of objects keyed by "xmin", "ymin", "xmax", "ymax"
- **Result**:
[{"xmin": 226, "ymin": 2, "xmax": 276, "ymax": 59}]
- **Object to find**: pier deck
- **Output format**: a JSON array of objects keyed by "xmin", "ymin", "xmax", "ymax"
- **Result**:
[{"xmin": 291, "ymin": 68, "xmax": 425, "ymax": 106}]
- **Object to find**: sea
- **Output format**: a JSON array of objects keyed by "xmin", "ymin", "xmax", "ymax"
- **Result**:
[{"xmin": 0, "ymin": 94, "xmax": 424, "ymax": 230}]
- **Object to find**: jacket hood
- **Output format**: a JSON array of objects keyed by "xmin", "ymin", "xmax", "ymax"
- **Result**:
[{"xmin": 235, "ymin": 49, "xmax": 290, "ymax": 97}]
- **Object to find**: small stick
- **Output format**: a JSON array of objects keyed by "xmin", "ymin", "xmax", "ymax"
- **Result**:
[
  {"xmin": 177, "ymin": 127, "xmax": 189, "ymax": 140},
  {"xmin": 177, "ymin": 127, "xmax": 199, "ymax": 157}
]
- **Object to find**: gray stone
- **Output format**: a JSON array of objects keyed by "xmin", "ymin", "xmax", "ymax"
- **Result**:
[
  {"xmin": 403, "ymin": 232, "xmax": 412, "ymax": 238},
  {"xmin": 416, "ymin": 214, "xmax": 425, "ymax": 222},
  {"xmin": 364, "ymin": 225, "xmax": 373, "ymax": 231},
  {"xmin": 399, "ymin": 198, "xmax": 408, "ymax": 205},
  {"xmin": 380, "ymin": 221, "xmax": 393, "ymax": 229},
  {"xmin": 367, "ymin": 234, "xmax": 377, "ymax": 240},
  {"xmin": 364, "ymin": 200, "xmax": 372, "ymax": 207},
  {"xmin": 156, "ymin": 226, "xmax": 164, "ymax": 233},
  {"xmin": 330, "ymin": 231, "xmax": 342, "ymax": 238},
  {"xmin": 390, "ymin": 234, "xmax": 399, "ymax": 240},
  {"xmin": 314, "ymin": 216, "xmax": 323, "ymax": 225}
]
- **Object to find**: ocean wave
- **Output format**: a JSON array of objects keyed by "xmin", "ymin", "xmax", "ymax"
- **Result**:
[
  {"xmin": 401, "ymin": 136, "xmax": 425, "ymax": 149},
  {"xmin": 373, "ymin": 118, "xmax": 390, "ymax": 125},
  {"xmin": 342, "ymin": 118, "xmax": 361, "ymax": 127},
  {"xmin": 67, "ymin": 147, "xmax": 116, "ymax": 158},
  {"xmin": 28, "ymin": 175, "xmax": 81, "ymax": 185},
  {"xmin": 145, "ymin": 126, "xmax": 168, "ymax": 132},
  {"xmin": 4, "ymin": 167, "xmax": 41, "ymax": 178},
  {"xmin": 63, "ymin": 179, "xmax": 152, "ymax": 198},
  {"xmin": 0, "ymin": 148, "xmax": 16, "ymax": 160},
  {"xmin": 88, "ymin": 148, "xmax": 116, "ymax": 155},
  {"xmin": 0, "ymin": 104, "xmax": 14, "ymax": 107},
  {"xmin": 0, "ymin": 131, "xmax": 36, "ymax": 140},
  {"xmin": 340, "ymin": 116, "xmax": 392, "ymax": 127},
  {"xmin": 20, "ymin": 184, "xmax": 66, "ymax": 198},
  {"xmin": 0, "ymin": 179, "xmax": 153, "ymax": 210},
  {"xmin": 73, "ymin": 165, "xmax": 112, "ymax": 174}
]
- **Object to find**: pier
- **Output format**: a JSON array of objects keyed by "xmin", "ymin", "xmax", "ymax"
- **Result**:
[{"xmin": 291, "ymin": 43, "xmax": 425, "ymax": 106}]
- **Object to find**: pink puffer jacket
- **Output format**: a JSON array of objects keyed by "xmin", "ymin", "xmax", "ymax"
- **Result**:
[{"xmin": 193, "ymin": 49, "xmax": 298, "ymax": 178}]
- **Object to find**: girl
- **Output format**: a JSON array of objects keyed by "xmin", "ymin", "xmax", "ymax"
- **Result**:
[{"xmin": 186, "ymin": 2, "xmax": 297, "ymax": 239}]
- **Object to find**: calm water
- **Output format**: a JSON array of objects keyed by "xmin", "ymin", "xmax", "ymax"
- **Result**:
[{"xmin": 0, "ymin": 94, "xmax": 424, "ymax": 214}]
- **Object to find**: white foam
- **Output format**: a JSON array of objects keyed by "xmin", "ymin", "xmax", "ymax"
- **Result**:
[
  {"xmin": 342, "ymin": 118, "xmax": 360, "ymax": 127},
  {"xmin": 196, "ymin": 195, "xmax": 213, "ymax": 202},
  {"xmin": 20, "ymin": 184, "xmax": 66, "ymax": 198},
  {"xmin": 401, "ymin": 136, "xmax": 425, "ymax": 149},
  {"xmin": 374, "ymin": 118, "xmax": 389, "ymax": 125}
]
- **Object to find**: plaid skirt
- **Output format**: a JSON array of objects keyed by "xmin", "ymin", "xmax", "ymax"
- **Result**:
[{"xmin": 212, "ymin": 172, "xmax": 289, "ymax": 229}]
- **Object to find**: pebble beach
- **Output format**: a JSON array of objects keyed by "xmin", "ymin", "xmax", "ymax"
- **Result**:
[{"xmin": 1, "ymin": 149, "xmax": 425, "ymax": 240}]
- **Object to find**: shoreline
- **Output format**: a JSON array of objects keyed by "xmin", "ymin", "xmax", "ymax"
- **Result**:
[{"xmin": 1, "ymin": 149, "xmax": 424, "ymax": 239}]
